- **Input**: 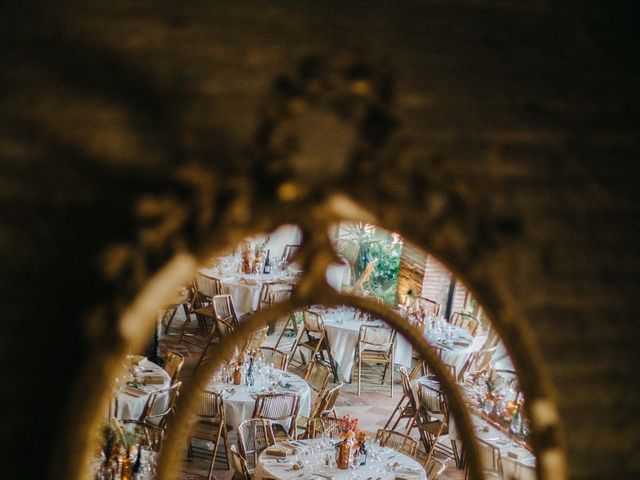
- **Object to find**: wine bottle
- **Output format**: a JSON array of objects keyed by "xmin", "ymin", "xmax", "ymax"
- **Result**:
[
  {"xmin": 263, "ymin": 250, "xmax": 271, "ymax": 274},
  {"xmin": 246, "ymin": 355, "xmax": 254, "ymax": 386}
]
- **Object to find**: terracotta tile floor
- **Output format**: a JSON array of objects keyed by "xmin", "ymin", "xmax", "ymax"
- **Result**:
[{"xmin": 158, "ymin": 312, "xmax": 465, "ymax": 480}]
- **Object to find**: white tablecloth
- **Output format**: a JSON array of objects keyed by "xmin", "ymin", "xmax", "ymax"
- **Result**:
[
  {"xmin": 198, "ymin": 269, "xmax": 297, "ymax": 315},
  {"xmin": 317, "ymin": 309, "xmax": 412, "ymax": 382},
  {"xmin": 423, "ymin": 324, "xmax": 487, "ymax": 375},
  {"xmin": 207, "ymin": 369, "xmax": 311, "ymax": 430},
  {"xmin": 308, "ymin": 309, "xmax": 487, "ymax": 382},
  {"xmin": 256, "ymin": 439, "xmax": 426, "ymax": 480},
  {"xmin": 115, "ymin": 359, "xmax": 171, "ymax": 420}
]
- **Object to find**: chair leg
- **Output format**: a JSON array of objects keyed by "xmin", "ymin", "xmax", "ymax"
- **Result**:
[
  {"xmin": 207, "ymin": 428, "xmax": 223, "ymax": 480},
  {"xmin": 195, "ymin": 342, "xmax": 211, "ymax": 371},
  {"xmin": 323, "ymin": 342, "xmax": 339, "ymax": 382},
  {"xmin": 404, "ymin": 411, "xmax": 418, "ymax": 434},
  {"xmin": 390, "ymin": 360, "xmax": 394, "ymax": 399},
  {"xmin": 357, "ymin": 351, "xmax": 361, "ymax": 396},
  {"xmin": 177, "ymin": 310, "xmax": 192, "ymax": 344},
  {"xmin": 384, "ymin": 395, "xmax": 405, "ymax": 430},
  {"xmin": 310, "ymin": 335, "xmax": 323, "ymax": 364},
  {"xmin": 222, "ymin": 427, "xmax": 231, "ymax": 470},
  {"xmin": 163, "ymin": 307, "xmax": 178, "ymax": 333},
  {"xmin": 382, "ymin": 362, "xmax": 389, "ymax": 385}
]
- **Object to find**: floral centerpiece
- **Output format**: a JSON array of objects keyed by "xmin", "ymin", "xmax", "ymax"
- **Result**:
[
  {"xmin": 252, "ymin": 235, "xmax": 270, "ymax": 273},
  {"xmin": 335, "ymin": 415, "xmax": 367, "ymax": 469},
  {"xmin": 97, "ymin": 419, "xmax": 139, "ymax": 480}
]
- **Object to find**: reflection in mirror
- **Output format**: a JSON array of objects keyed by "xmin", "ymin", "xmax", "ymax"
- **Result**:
[{"xmin": 90, "ymin": 223, "xmax": 535, "ymax": 480}]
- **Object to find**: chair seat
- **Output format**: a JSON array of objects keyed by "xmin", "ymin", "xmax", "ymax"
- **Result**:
[
  {"xmin": 298, "ymin": 338, "xmax": 326, "ymax": 350},
  {"xmin": 360, "ymin": 350, "xmax": 392, "ymax": 362},
  {"xmin": 189, "ymin": 419, "xmax": 223, "ymax": 439},
  {"xmin": 398, "ymin": 405, "xmax": 416, "ymax": 417},
  {"xmin": 417, "ymin": 419, "xmax": 448, "ymax": 436},
  {"xmin": 193, "ymin": 306, "xmax": 213, "ymax": 317}
]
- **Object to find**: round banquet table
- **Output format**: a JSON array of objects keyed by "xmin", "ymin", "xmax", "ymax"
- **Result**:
[
  {"xmin": 255, "ymin": 439, "xmax": 427, "ymax": 480},
  {"xmin": 206, "ymin": 368, "xmax": 311, "ymax": 430},
  {"xmin": 115, "ymin": 358, "xmax": 171, "ymax": 420},
  {"xmin": 198, "ymin": 268, "xmax": 299, "ymax": 315}
]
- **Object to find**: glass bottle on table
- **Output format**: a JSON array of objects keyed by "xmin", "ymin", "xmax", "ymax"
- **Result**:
[
  {"xmin": 233, "ymin": 365, "xmax": 242, "ymax": 385},
  {"xmin": 337, "ymin": 440, "xmax": 351, "ymax": 469},
  {"xmin": 263, "ymin": 250, "xmax": 271, "ymax": 274}
]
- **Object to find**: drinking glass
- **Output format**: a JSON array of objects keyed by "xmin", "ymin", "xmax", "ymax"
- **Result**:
[{"xmin": 483, "ymin": 398, "xmax": 494, "ymax": 415}]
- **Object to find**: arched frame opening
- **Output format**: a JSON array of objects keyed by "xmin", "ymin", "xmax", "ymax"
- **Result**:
[{"xmin": 64, "ymin": 203, "xmax": 566, "ymax": 480}]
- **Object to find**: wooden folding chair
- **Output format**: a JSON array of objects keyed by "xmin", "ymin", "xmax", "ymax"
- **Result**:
[
  {"xmin": 251, "ymin": 392, "xmax": 300, "ymax": 440},
  {"xmin": 187, "ymin": 390, "xmax": 230, "ymax": 478},
  {"xmin": 304, "ymin": 360, "xmax": 331, "ymax": 395},
  {"xmin": 163, "ymin": 351, "xmax": 184, "ymax": 385},
  {"xmin": 450, "ymin": 312, "xmax": 480, "ymax": 337},
  {"xmin": 229, "ymin": 445, "xmax": 251, "ymax": 480},
  {"xmin": 139, "ymin": 381, "xmax": 182, "ymax": 430},
  {"xmin": 236, "ymin": 418, "xmax": 276, "ymax": 473},
  {"xmin": 375, "ymin": 429, "xmax": 418, "ymax": 457},
  {"xmin": 355, "ymin": 324, "xmax": 396, "ymax": 397},
  {"xmin": 383, "ymin": 367, "xmax": 419, "ymax": 433},
  {"xmin": 258, "ymin": 346, "xmax": 290, "ymax": 370},
  {"xmin": 281, "ymin": 244, "xmax": 300, "ymax": 263},
  {"xmin": 289, "ymin": 310, "xmax": 337, "ymax": 379}
]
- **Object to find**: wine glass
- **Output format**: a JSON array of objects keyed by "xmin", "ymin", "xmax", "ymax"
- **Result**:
[{"xmin": 483, "ymin": 398, "xmax": 495, "ymax": 415}]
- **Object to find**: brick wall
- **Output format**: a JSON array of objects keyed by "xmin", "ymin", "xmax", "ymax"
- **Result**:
[{"xmin": 396, "ymin": 241, "xmax": 428, "ymax": 305}]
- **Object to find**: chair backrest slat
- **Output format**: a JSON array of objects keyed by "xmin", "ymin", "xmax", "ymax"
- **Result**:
[
  {"xmin": 258, "ymin": 347, "xmax": 289, "ymax": 370},
  {"xmin": 358, "ymin": 325, "xmax": 396, "ymax": 350},
  {"xmin": 304, "ymin": 360, "xmax": 331, "ymax": 394},
  {"xmin": 375, "ymin": 429, "xmax": 418, "ymax": 457},
  {"xmin": 163, "ymin": 352, "xmax": 184, "ymax": 384},
  {"xmin": 302, "ymin": 310, "xmax": 325, "ymax": 334},
  {"xmin": 477, "ymin": 438, "xmax": 503, "ymax": 475},
  {"xmin": 418, "ymin": 383, "xmax": 447, "ymax": 417},
  {"xmin": 252, "ymin": 393, "xmax": 300, "ymax": 437}
]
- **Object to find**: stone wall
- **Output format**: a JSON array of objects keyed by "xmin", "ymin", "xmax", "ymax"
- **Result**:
[{"xmin": 0, "ymin": 1, "xmax": 639, "ymax": 479}]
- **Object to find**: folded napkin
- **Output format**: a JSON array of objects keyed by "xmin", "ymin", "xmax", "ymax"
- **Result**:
[
  {"xmin": 143, "ymin": 375, "xmax": 166, "ymax": 385},
  {"xmin": 395, "ymin": 474, "xmax": 421, "ymax": 480},
  {"xmin": 280, "ymin": 442, "xmax": 303, "ymax": 454},
  {"xmin": 264, "ymin": 446, "xmax": 290, "ymax": 457},
  {"xmin": 507, "ymin": 448, "xmax": 534, "ymax": 460},
  {"xmin": 122, "ymin": 385, "xmax": 146, "ymax": 397},
  {"xmin": 395, "ymin": 467, "xmax": 424, "ymax": 475},
  {"xmin": 261, "ymin": 459, "xmax": 294, "ymax": 467}
]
